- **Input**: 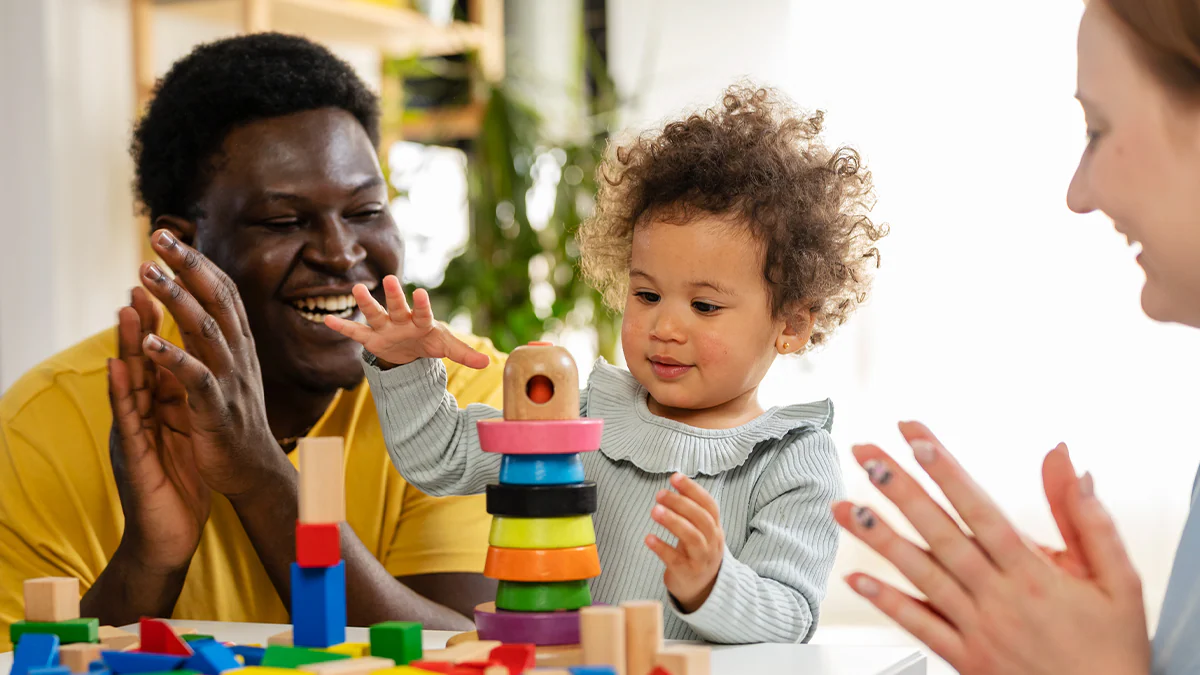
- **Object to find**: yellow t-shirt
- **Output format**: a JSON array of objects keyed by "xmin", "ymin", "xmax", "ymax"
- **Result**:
[{"xmin": 0, "ymin": 315, "xmax": 506, "ymax": 649}]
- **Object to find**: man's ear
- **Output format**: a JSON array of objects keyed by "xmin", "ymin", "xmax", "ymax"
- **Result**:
[
  {"xmin": 152, "ymin": 215, "xmax": 196, "ymax": 247},
  {"xmin": 776, "ymin": 306, "xmax": 814, "ymax": 355}
]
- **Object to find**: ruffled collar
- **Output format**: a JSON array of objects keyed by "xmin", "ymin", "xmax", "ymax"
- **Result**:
[{"xmin": 583, "ymin": 359, "xmax": 833, "ymax": 476}]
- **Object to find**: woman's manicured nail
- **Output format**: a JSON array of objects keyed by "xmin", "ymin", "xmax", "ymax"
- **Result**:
[
  {"xmin": 863, "ymin": 459, "xmax": 892, "ymax": 486},
  {"xmin": 852, "ymin": 505, "xmax": 877, "ymax": 529},
  {"xmin": 852, "ymin": 575, "xmax": 880, "ymax": 597},
  {"xmin": 912, "ymin": 439, "xmax": 937, "ymax": 465}
]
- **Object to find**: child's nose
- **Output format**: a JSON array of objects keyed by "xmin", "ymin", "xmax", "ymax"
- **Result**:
[{"xmin": 649, "ymin": 309, "xmax": 687, "ymax": 343}]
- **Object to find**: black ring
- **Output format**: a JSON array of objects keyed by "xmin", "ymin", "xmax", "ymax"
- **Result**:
[{"xmin": 486, "ymin": 482, "xmax": 598, "ymax": 518}]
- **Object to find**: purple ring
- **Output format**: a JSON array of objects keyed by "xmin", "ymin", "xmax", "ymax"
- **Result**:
[{"xmin": 474, "ymin": 602, "xmax": 580, "ymax": 646}]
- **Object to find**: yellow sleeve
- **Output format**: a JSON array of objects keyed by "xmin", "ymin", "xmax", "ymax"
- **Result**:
[
  {"xmin": 383, "ymin": 490, "xmax": 491, "ymax": 577},
  {"xmin": 0, "ymin": 377, "xmax": 121, "ymax": 651}
]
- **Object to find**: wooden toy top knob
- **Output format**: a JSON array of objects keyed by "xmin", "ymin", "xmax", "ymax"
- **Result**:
[{"xmin": 503, "ymin": 343, "xmax": 580, "ymax": 421}]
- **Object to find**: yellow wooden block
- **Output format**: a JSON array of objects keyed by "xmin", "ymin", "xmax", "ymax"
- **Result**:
[
  {"xmin": 324, "ymin": 643, "xmax": 370, "ymax": 658},
  {"xmin": 488, "ymin": 515, "xmax": 595, "ymax": 549},
  {"xmin": 299, "ymin": 656, "xmax": 394, "ymax": 675}
]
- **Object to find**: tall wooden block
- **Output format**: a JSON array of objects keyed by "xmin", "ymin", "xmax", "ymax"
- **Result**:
[
  {"xmin": 502, "ymin": 343, "xmax": 579, "ymax": 421},
  {"xmin": 620, "ymin": 601, "xmax": 663, "ymax": 675},
  {"xmin": 58, "ymin": 644, "xmax": 101, "ymax": 673},
  {"xmin": 291, "ymin": 562, "xmax": 346, "ymax": 648},
  {"xmin": 24, "ymin": 578, "xmax": 80, "ymax": 623},
  {"xmin": 299, "ymin": 438, "xmax": 345, "ymax": 524},
  {"xmin": 653, "ymin": 646, "xmax": 710, "ymax": 675},
  {"xmin": 579, "ymin": 606, "xmax": 625, "ymax": 675}
]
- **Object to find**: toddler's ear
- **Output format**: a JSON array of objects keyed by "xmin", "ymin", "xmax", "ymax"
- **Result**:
[{"xmin": 776, "ymin": 306, "xmax": 814, "ymax": 355}]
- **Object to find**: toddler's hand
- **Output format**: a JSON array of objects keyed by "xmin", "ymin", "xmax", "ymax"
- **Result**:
[
  {"xmin": 323, "ymin": 275, "xmax": 490, "ymax": 370},
  {"xmin": 646, "ymin": 473, "xmax": 725, "ymax": 613}
]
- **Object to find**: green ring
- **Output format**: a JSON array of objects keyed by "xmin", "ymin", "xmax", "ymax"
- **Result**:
[{"xmin": 494, "ymin": 580, "xmax": 592, "ymax": 612}]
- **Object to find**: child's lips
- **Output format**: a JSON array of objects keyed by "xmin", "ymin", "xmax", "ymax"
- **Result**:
[{"xmin": 649, "ymin": 359, "xmax": 693, "ymax": 380}]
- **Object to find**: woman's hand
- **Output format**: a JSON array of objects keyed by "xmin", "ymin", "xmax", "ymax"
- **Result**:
[
  {"xmin": 646, "ymin": 473, "xmax": 726, "ymax": 613},
  {"xmin": 834, "ymin": 422, "xmax": 1150, "ymax": 675},
  {"xmin": 134, "ymin": 230, "xmax": 287, "ymax": 499},
  {"xmin": 107, "ymin": 287, "xmax": 210, "ymax": 573},
  {"xmin": 323, "ymin": 275, "xmax": 489, "ymax": 370}
]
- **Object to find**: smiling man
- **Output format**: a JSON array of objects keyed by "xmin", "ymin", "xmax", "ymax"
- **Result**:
[{"xmin": 0, "ymin": 34, "xmax": 502, "ymax": 647}]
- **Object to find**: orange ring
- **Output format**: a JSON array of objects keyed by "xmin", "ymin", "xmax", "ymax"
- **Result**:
[{"xmin": 484, "ymin": 545, "xmax": 601, "ymax": 582}]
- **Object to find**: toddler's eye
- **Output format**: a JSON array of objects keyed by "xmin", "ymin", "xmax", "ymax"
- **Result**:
[
  {"xmin": 693, "ymin": 301, "xmax": 720, "ymax": 314},
  {"xmin": 635, "ymin": 291, "xmax": 661, "ymax": 304}
]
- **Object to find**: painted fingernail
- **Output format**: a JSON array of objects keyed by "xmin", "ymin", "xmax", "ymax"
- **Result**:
[
  {"xmin": 852, "ymin": 575, "xmax": 881, "ymax": 597},
  {"xmin": 863, "ymin": 459, "xmax": 892, "ymax": 486},
  {"xmin": 1080, "ymin": 471, "xmax": 1094, "ymax": 498},
  {"xmin": 143, "ymin": 263, "xmax": 164, "ymax": 282},
  {"xmin": 912, "ymin": 439, "xmax": 937, "ymax": 465},
  {"xmin": 852, "ymin": 506, "xmax": 876, "ymax": 529},
  {"xmin": 157, "ymin": 231, "xmax": 176, "ymax": 248},
  {"xmin": 145, "ymin": 335, "xmax": 164, "ymax": 351}
]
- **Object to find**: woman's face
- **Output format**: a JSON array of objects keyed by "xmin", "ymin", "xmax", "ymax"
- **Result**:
[{"xmin": 1068, "ymin": 1, "xmax": 1200, "ymax": 328}]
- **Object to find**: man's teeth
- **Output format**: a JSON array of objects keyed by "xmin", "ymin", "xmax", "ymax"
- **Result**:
[{"xmin": 289, "ymin": 294, "xmax": 358, "ymax": 323}]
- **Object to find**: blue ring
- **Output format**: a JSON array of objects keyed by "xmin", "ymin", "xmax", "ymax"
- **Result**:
[{"xmin": 499, "ymin": 454, "xmax": 585, "ymax": 485}]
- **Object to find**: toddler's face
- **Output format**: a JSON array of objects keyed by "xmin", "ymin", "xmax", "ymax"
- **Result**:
[{"xmin": 620, "ymin": 216, "xmax": 791, "ymax": 425}]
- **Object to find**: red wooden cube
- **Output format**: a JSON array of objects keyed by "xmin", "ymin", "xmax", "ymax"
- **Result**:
[{"xmin": 296, "ymin": 521, "xmax": 341, "ymax": 567}]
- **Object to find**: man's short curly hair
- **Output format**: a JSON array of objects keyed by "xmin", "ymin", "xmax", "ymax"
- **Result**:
[
  {"xmin": 579, "ymin": 84, "xmax": 886, "ymax": 350},
  {"xmin": 131, "ymin": 33, "xmax": 380, "ymax": 222}
]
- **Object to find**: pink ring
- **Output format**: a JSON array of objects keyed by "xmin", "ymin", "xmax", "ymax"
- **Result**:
[{"xmin": 477, "ymin": 419, "xmax": 604, "ymax": 455}]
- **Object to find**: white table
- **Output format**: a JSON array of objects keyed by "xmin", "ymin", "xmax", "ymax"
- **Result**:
[{"xmin": 1, "ymin": 620, "xmax": 926, "ymax": 675}]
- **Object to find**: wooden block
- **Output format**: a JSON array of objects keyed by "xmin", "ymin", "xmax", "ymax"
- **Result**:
[
  {"xmin": 267, "ymin": 631, "xmax": 293, "ymax": 647},
  {"xmin": 502, "ymin": 343, "xmax": 579, "ymax": 420},
  {"xmin": 24, "ymin": 578, "xmax": 80, "ymax": 623},
  {"xmin": 172, "ymin": 627, "xmax": 199, "ymax": 637},
  {"xmin": 420, "ymin": 640, "xmax": 501, "ymax": 664},
  {"xmin": 297, "ymin": 656, "xmax": 394, "ymax": 675},
  {"xmin": 653, "ymin": 646, "xmax": 710, "ymax": 675},
  {"xmin": 322, "ymin": 643, "xmax": 368, "ymax": 658},
  {"xmin": 139, "ymin": 617, "xmax": 194, "ymax": 656},
  {"xmin": 297, "ymin": 522, "xmax": 342, "ymax": 567},
  {"xmin": 12, "ymin": 634, "xmax": 60, "ymax": 675},
  {"xmin": 97, "ymin": 626, "xmax": 138, "ymax": 652},
  {"xmin": 620, "ymin": 601, "xmax": 663, "ymax": 675},
  {"xmin": 298, "ymin": 437, "xmax": 346, "ymax": 523},
  {"xmin": 368, "ymin": 623, "xmax": 422, "ymax": 666},
  {"xmin": 259, "ymin": 645, "xmax": 351, "ymax": 669},
  {"xmin": 59, "ymin": 643, "xmax": 101, "ymax": 673},
  {"xmin": 11, "ymin": 618, "xmax": 98, "ymax": 645},
  {"xmin": 580, "ymin": 606, "xmax": 625, "ymax": 675}
]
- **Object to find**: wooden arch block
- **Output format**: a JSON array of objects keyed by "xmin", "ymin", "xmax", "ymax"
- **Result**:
[{"xmin": 503, "ymin": 343, "xmax": 579, "ymax": 421}]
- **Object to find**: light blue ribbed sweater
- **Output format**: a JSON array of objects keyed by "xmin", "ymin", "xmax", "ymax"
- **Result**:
[{"xmin": 362, "ymin": 356, "xmax": 844, "ymax": 644}]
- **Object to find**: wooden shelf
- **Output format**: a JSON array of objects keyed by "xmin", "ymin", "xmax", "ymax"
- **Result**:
[{"xmin": 155, "ymin": 0, "xmax": 488, "ymax": 58}]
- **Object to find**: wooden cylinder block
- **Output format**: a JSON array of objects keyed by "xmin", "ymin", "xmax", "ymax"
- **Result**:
[
  {"xmin": 477, "ymin": 419, "xmax": 603, "ymax": 455},
  {"xmin": 503, "ymin": 343, "xmax": 580, "ymax": 421}
]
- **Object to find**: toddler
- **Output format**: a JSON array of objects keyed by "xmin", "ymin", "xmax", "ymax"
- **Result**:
[{"xmin": 326, "ymin": 84, "xmax": 886, "ymax": 644}]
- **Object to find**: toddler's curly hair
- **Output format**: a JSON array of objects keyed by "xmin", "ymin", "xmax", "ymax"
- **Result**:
[{"xmin": 579, "ymin": 84, "xmax": 887, "ymax": 350}]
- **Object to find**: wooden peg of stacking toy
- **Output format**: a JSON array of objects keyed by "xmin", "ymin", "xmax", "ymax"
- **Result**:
[{"xmin": 502, "ymin": 342, "xmax": 580, "ymax": 420}]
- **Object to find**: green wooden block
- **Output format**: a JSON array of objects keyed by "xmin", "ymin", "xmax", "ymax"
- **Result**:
[
  {"xmin": 10, "ymin": 618, "xmax": 99, "ymax": 645},
  {"xmin": 181, "ymin": 634, "xmax": 215, "ymax": 643},
  {"xmin": 369, "ymin": 622, "xmax": 422, "ymax": 665},
  {"xmin": 259, "ymin": 645, "xmax": 351, "ymax": 669}
]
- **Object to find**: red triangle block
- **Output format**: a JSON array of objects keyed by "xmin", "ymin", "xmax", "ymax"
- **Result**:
[
  {"xmin": 137, "ymin": 618, "xmax": 194, "ymax": 657},
  {"xmin": 487, "ymin": 644, "xmax": 535, "ymax": 675}
]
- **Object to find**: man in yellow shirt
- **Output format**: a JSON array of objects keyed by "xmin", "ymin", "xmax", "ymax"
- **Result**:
[{"xmin": 0, "ymin": 33, "xmax": 502, "ymax": 650}]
